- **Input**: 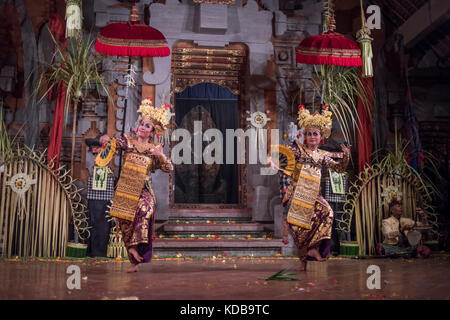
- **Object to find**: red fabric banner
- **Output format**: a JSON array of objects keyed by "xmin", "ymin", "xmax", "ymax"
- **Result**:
[
  {"xmin": 357, "ymin": 76, "xmax": 373, "ymax": 171},
  {"xmin": 46, "ymin": 13, "xmax": 67, "ymax": 169},
  {"xmin": 47, "ymin": 82, "xmax": 66, "ymax": 170}
]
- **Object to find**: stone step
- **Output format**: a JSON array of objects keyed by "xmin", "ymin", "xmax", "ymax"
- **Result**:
[
  {"xmin": 163, "ymin": 223, "xmax": 264, "ymax": 233},
  {"xmin": 153, "ymin": 239, "xmax": 286, "ymax": 257},
  {"xmin": 169, "ymin": 209, "xmax": 251, "ymax": 219},
  {"xmin": 167, "ymin": 217, "xmax": 253, "ymax": 224}
]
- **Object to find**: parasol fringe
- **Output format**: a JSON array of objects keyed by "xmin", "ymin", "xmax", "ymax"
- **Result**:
[
  {"xmin": 295, "ymin": 53, "xmax": 362, "ymax": 67},
  {"xmin": 94, "ymin": 41, "xmax": 170, "ymax": 58}
]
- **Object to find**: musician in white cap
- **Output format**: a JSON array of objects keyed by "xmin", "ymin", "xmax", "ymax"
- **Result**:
[{"xmin": 378, "ymin": 197, "xmax": 430, "ymax": 258}]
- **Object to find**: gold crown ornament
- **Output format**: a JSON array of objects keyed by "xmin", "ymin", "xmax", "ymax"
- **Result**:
[
  {"xmin": 297, "ymin": 105, "xmax": 333, "ymax": 139},
  {"xmin": 137, "ymin": 98, "xmax": 174, "ymax": 136},
  {"xmin": 381, "ymin": 185, "xmax": 403, "ymax": 205}
]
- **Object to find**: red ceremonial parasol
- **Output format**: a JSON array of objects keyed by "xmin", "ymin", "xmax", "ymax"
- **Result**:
[
  {"xmin": 295, "ymin": 15, "xmax": 361, "ymax": 67},
  {"xmin": 95, "ymin": 4, "xmax": 170, "ymax": 57},
  {"xmin": 95, "ymin": 3, "xmax": 170, "ymax": 171},
  {"xmin": 296, "ymin": 14, "xmax": 361, "ymax": 107}
]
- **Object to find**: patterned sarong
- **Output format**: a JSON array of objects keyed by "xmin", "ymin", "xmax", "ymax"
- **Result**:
[
  {"xmin": 109, "ymin": 153, "xmax": 152, "ymax": 221},
  {"xmin": 287, "ymin": 164, "xmax": 321, "ymax": 229}
]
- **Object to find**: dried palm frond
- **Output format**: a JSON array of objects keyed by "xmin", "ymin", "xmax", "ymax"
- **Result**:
[
  {"xmin": 0, "ymin": 99, "xmax": 22, "ymax": 165},
  {"xmin": 340, "ymin": 134, "xmax": 442, "ymax": 256},
  {"xmin": 312, "ymin": 65, "xmax": 370, "ymax": 144},
  {"xmin": 36, "ymin": 30, "xmax": 111, "ymax": 172},
  {"xmin": 263, "ymin": 269, "xmax": 301, "ymax": 281},
  {"xmin": 0, "ymin": 99, "xmax": 11, "ymax": 164}
]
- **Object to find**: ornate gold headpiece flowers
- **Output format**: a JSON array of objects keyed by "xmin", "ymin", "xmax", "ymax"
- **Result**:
[
  {"xmin": 137, "ymin": 98, "xmax": 173, "ymax": 135},
  {"xmin": 297, "ymin": 105, "xmax": 333, "ymax": 139},
  {"xmin": 382, "ymin": 185, "xmax": 403, "ymax": 205}
]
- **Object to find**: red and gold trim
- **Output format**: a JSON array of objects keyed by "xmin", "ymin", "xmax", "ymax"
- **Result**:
[{"xmin": 295, "ymin": 30, "xmax": 362, "ymax": 67}]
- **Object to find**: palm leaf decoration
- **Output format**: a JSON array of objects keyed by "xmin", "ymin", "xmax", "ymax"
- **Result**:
[
  {"xmin": 0, "ymin": 98, "xmax": 22, "ymax": 165},
  {"xmin": 263, "ymin": 269, "xmax": 301, "ymax": 281},
  {"xmin": 312, "ymin": 65, "xmax": 370, "ymax": 144},
  {"xmin": 36, "ymin": 30, "xmax": 110, "ymax": 173},
  {"xmin": 340, "ymin": 131, "xmax": 443, "ymax": 255},
  {"xmin": 0, "ymin": 98, "xmax": 12, "ymax": 164},
  {"xmin": 374, "ymin": 137, "xmax": 441, "ymax": 203}
]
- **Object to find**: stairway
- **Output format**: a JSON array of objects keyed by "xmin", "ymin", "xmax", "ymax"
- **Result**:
[{"xmin": 153, "ymin": 210, "xmax": 285, "ymax": 257}]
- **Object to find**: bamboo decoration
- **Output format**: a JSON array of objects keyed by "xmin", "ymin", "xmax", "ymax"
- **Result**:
[
  {"xmin": 338, "ymin": 139, "xmax": 440, "ymax": 256},
  {"xmin": 0, "ymin": 146, "xmax": 89, "ymax": 258}
]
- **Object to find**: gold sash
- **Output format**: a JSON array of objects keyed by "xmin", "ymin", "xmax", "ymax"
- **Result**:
[
  {"xmin": 286, "ymin": 163, "xmax": 321, "ymax": 229},
  {"xmin": 109, "ymin": 152, "xmax": 152, "ymax": 221}
]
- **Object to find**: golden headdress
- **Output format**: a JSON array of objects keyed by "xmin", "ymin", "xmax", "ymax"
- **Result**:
[
  {"xmin": 137, "ymin": 98, "xmax": 173, "ymax": 136},
  {"xmin": 297, "ymin": 105, "xmax": 333, "ymax": 139}
]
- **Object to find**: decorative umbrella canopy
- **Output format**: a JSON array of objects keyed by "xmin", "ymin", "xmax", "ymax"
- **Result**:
[
  {"xmin": 95, "ymin": 4, "xmax": 170, "ymax": 57},
  {"xmin": 94, "ymin": 3, "xmax": 171, "ymax": 174},
  {"xmin": 296, "ymin": 16, "xmax": 361, "ymax": 67},
  {"xmin": 94, "ymin": 3, "xmax": 171, "ymax": 134}
]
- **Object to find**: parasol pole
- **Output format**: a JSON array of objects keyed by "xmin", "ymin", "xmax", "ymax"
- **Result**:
[
  {"xmin": 118, "ymin": 56, "xmax": 133, "ymax": 175},
  {"xmin": 320, "ymin": 77, "xmax": 326, "ymax": 107},
  {"xmin": 320, "ymin": 12, "xmax": 336, "ymax": 111}
]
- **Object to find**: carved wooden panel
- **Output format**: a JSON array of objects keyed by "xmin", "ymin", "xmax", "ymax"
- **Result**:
[{"xmin": 169, "ymin": 41, "xmax": 249, "ymax": 210}]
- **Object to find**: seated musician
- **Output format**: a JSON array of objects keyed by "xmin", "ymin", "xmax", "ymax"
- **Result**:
[{"xmin": 378, "ymin": 197, "xmax": 430, "ymax": 258}]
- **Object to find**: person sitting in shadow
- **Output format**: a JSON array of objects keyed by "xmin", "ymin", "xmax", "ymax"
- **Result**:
[{"xmin": 377, "ymin": 197, "xmax": 430, "ymax": 258}]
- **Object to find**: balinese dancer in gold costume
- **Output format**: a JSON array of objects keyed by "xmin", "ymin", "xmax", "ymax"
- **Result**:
[
  {"xmin": 97, "ymin": 98, "xmax": 173, "ymax": 273},
  {"xmin": 271, "ymin": 105, "xmax": 350, "ymax": 271}
]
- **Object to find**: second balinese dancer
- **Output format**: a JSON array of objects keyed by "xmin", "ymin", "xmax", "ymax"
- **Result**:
[
  {"xmin": 271, "ymin": 105, "xmax": 350, "ymax": 271},
  {"xmin": 97, "ymin": 98, "xmax": 173, "ymax": 273}
]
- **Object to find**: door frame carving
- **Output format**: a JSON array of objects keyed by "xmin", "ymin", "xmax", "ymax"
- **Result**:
[{"xmin": 168, "ymin": 41, "xmax": 249, "ymax": 211}]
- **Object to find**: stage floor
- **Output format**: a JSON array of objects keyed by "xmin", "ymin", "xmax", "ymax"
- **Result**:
[{"xmin": 0, "ymin": 255, "xmax": 449, "ymax": 300}]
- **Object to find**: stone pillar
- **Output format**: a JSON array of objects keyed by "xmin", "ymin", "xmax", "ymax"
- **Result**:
[
  {"xmin": 252, "ymin": 185, "xmax": 270, "ymax": 222},
  {"xmin": 273, "ymin": 203, "xmax": 284, "ymax": 238}
]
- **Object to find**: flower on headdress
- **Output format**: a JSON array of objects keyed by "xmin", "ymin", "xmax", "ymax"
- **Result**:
[
  {"xmin": 381, "ymin": 185, "xmax": 402, "ymax": 204},
  {"xmin": 137, "ymin": 99, "xmax": 174, "ymax": 136}
]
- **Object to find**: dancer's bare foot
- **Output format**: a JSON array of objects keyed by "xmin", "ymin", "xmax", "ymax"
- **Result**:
[
  {"xmin": 307, "ymin": 248, "xmax": 326, "ymax": 261},
  {"xmin": 298, "ymin": 260, "xmax": 307, "ymax": 271},
  {"xmin": 128, "ymin": 247, "xmax": 143, "ymax": 263},
  {"xmin": 126, "ymin": 264, "xmax": 139, "ymax": 273},
  {"xmin": 282, "ymin": 230, "xmax": 289, "ymax": 244}
]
